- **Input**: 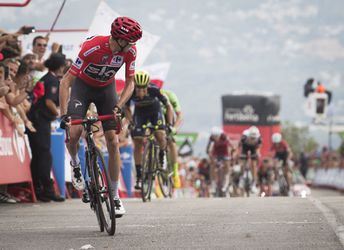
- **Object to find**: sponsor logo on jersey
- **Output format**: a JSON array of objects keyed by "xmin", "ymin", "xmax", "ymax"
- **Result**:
[
  {"xmin": 74, "ymin": 100, "xmax": 82, "ymax": 108},
  {"xmin": 100, "ymin": 55, "xmax": 109, "ymax": 64},
  {"xmin": 129, "ymin": 61, "xmax": 135, "ymax": 70},
  {"xmin": 128, "ymin": 47, "xmax": 136, "ymax": 57},
  {"xmin": 110, "ymin": 55, "xmax": 124, "ymax": 66},
  {"xmin": 73, "ymin": 57, "xmax": 83, "ymax": 69},
  {"xmin": 84, "ymin": 63, "xmax": 119, "ymax": 82},
  {"xmin": 83, "ymin": 45, "xmax": 100, "ymax": 57}
]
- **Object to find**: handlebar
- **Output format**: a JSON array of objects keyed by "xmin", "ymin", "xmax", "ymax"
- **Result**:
[
  {"xmin": 142, "ymin": 124, "xmax": 159, "ymax": 130},
  {"xmin": 64, "ymin": 114, "xmax": 122, "ymax": 143}
]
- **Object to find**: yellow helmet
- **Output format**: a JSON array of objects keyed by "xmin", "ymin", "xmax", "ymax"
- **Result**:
[{"xmin": 134, "ymin": 70, "xmax": 150, "ymax": 88}]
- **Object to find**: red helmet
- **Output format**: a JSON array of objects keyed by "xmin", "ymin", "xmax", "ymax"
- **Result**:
[{"xmin": 111, "ymin": 16, "xmax": 142, "ymax": 43}]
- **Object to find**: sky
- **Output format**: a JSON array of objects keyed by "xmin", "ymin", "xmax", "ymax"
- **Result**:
[{"xmin": 1, "ymin": 0, "xmax": 344, "ymax": 153}]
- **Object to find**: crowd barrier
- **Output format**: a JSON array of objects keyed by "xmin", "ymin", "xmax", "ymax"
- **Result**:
[
  {"xmin": 312, "ymin": 167, "xmax": 344, "ymax": 191},
  {"xmin": 0, "ymin": 114, "xmax": 36, "ymax": 202},
  {"xmin": 51, "ymin": 126, "xmax": 135, "ymax": 198},
  {"xmin": 0, "ymin": 114, "xmax": 135, "ymax": 201}
]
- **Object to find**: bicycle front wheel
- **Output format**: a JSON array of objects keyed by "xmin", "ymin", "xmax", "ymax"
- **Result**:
[
  {"xmin": 91, "ymin": 148, "xmax": 116, "ymax": 235},
  {"xmin": 141, "ymin": 142, "xmax": 154, "ymax": 202},
  {"xmin": 86, "ymin": 152, "xmax": 104, "ymax": 232},
  {"xmin": 157, "ymin": 153, "xmax": 173, "ymax": 198}
]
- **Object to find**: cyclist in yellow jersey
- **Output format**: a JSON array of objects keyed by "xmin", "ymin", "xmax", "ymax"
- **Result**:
[
  {"xmin": 124, "ymin": 71, "xmax": 173, "ymax": 190},
  {"xmin": 161, "ymin": 89, "xmax": 183, "ymax": 188}
]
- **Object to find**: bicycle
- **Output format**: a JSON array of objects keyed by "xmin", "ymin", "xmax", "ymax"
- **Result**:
[
  {"xmin": 214, "ymin": 158, "xmax": 227, "ymax": 197},
  {"xmin": 229, "ymin": 162, "xmax": 242, "ymax": 197},
  {"xmin": 240, "ymin": 155, "xmax": 254, "ymax": 197},
  {"xmin": 275, "ymin": 160, "xmax": 289, "ymax": 196},
  {"xmin": 65, "ymin": 114, "xmax": 121, "ymax": 236},
  {"xmin": 141, "ymin": 123, "xmax": 173, "ymax": 202}
]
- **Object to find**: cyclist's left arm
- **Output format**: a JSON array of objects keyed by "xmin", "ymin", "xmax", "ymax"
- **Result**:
[
  {"xmin": 174, "ymin": 110, "xmax": 183, "ymax": 131},
  {"xmin": 256, "ymin": 138, "xmax": 263, "ymax": 157},
  {"xmin": 165, "ymin": 102, "xmax": 173, "ymax": 125},
  {"xmin": 169, "ymin": 91, "xmax": 183, "ymax": 130},
  {"xmin": 156, "ymin": 89, "xmax": 173, "ymax": 125},
  {"xmin": 285, "ymin": 141, "xmax": 293, "ymax": 159},
  {"xmin": 118, "ymin": 76, "xmax": 134, "ymax": 108}
]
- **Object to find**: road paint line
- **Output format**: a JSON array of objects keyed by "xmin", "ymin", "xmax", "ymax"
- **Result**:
[
  {"xmin": 309, "ymin": 196, "xmax": 344, "ymax": 247},
  {"xmin": 124, "ymin": 224, "xmax": 156, "ymax": 228},
  {"xmin": 0, "ymin": 225, "xmax": 98, "ymax": 231}
]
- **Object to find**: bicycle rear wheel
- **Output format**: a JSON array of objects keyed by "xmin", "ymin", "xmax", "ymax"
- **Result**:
[
  {"xmin": 141, "ymin": 142, "xmax": 154, "ymax": 202},
  {"xmin": 243, "ymin": 169, "xmax": 251, "ymax": 197},
  {"xmin": 157, "ymin": 153, "xmax": 173, "ymax": 198},
  {"xmin": 278, "ymin": 176, "xmax": 289, "ymax": 196},
  {"xmin": 91, "ymin": 148, "xmax": 116, "ymax": 235}
]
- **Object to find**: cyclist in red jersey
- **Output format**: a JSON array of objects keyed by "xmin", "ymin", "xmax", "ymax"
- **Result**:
[
  {"xmin": 206, "ymin": 126, "xmax": 233, "ymax": 193},
  {"xmin": 271, "ymin": 132, "xmax": 293, "ymax": 189},
  {"xmin": 59, "ymin": 17, "xmax": 142, "ymax": 217}
]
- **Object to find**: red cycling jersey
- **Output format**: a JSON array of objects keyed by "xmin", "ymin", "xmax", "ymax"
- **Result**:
[
  {"xmin": 211, "ymin": 134, "xmax": 231, "ymax": 158},
  {"xmin": 69, "ymin": 35, "xmax": 136, "ymax": 87},
  {"xmin": 271, "ymin": 140, "xmax": 289, "ymax": 153}
]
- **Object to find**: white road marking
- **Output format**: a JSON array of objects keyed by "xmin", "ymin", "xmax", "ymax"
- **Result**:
[
  {"xmin": 309, "ymin": 196, "xmax": 344, "ymax": 247},
  {"xmin": 1, "ymin": 220, "xmax": 322, "ymax": 232}
]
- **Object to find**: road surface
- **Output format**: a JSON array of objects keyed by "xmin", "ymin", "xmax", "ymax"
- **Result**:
[{"xmin": 0, "ymin": 188, "xmax": 343, "ymax": 250}]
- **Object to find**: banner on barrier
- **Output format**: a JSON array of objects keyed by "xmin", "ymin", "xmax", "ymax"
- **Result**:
[
  {"xmin": 0, "ymin": 114, "xmax": 32, "ymax": 185},
  {"xmin": 312, "ymin": 168, "xmax": 344, "ymax": 190}
]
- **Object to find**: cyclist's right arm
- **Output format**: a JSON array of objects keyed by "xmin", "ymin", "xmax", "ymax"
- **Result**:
[
  {"xmin": 59, "ymin": 71, "xmax": 76, "ymax": 116},
  {"xmin": 206, "ymin": 136, "xmax": 213, "ymax": 155}
]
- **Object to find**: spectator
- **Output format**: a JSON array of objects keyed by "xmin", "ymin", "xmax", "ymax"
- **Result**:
[
  {"xmin": 320, "ymin": 146, "xmax": 330, "ymax": 169},
  {"xmin": 27, "ymin": 53, "xmax": 66, "ymax": 202},
  {"xmin": 0, "ymin": 32, "xmax": 22, "ymax": 59},
  {"xmin": 3, "ymin": 58, "xmax": 20, "ymax": 78},
  {"xmin": 2, "ymin": 59, "xmax": 28, "ymax": 137},
  {"xmin": 10, "ymin": 61, "xmax": 36, "ymax": 132},
  {"xmin": 315, "ymin": 82, "xmax": 326, "ymax": 93},
  {"xmin": 299, "ymin": 151, "xmax": 308, "ymax": 178},
  {"xmin": 339, "ymin": 141, "xmax": 344, "ymax": 168},
  {"xmin": 63, "ymin": 58, "xmax": 73, "ymax": 74},
  {"xmin": 0, "ymin": 63, "xmax": 10, "ymax": 97},
  {"xmin": 31, "ymin": 36, "xmax": 48, "ymax": 63}
]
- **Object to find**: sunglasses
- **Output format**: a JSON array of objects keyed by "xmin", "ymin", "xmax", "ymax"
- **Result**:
[{"xmin": 36, "ymin": 43, "xmax": 47, "ymax": 47}]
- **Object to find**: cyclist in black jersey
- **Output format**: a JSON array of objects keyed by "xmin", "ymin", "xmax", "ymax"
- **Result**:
[
  {"xmin": 124, "ymin": 70, "xmax": 173, "ymax": 189},
  {"xmin": 238, "ymin": 126, "xmax": 262, "ymax": 187}
]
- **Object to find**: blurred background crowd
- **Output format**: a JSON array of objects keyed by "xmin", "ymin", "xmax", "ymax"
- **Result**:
[
  {"xmin": 0, "ymin": 25, "xmax": 72, "ymax": 203},
  {"xmin": 177, "ymin": 142, "xmax": 344, "ymax": 198},
  {"xmin": 0, "ymin": 25, "xmax": 343, "ymax": 203}
]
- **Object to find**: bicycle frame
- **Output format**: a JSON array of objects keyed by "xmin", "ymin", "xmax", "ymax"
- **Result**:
[
  {"xmin": 64, "ymin": 114, "xmax": 121, "ymax": 235},
  {"xmin": 140, "ymin": 123, "xmax": 173, "ymax": 201},
  {"xmin": 215, "ymin": 158, "xmax": 226, "ymax": 197}
]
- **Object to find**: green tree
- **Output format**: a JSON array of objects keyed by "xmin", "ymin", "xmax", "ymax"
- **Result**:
[{"xmin": 282, "ymin": 121, "xmax": 318, "ymax": 155}]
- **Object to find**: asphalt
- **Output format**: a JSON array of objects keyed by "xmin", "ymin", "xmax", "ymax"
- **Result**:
[{"xmin": 0, "ymin": 189, "xmax": 343, "ymax": 250}]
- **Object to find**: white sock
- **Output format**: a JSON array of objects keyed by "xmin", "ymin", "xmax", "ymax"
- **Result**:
[
  {"xmin": 71, "ymin": 154, "xmax": 80, "ymax": 166},
  {"xmin": 111, "ymin": 180, "xmax": 119, "ymax": 199}
]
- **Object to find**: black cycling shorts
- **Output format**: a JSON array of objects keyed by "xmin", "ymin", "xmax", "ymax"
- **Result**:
[
  {"xmin": 240, "ymin": 145, "xmax": 258, "ymax": 160},
  {"xmin": 131, "ymin": 110, "xmax": 165, "ymax": 138},
  {"xmin": 67, "ymin": 77, "xmax": 118, "ymax": 131},
  {"xmin": 258, "ymin": 169, "xmax": 273, "ymax": 185},
  {"xmin": 275, "ymin": 151, "xmax": 288, "ymax": 166}
]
